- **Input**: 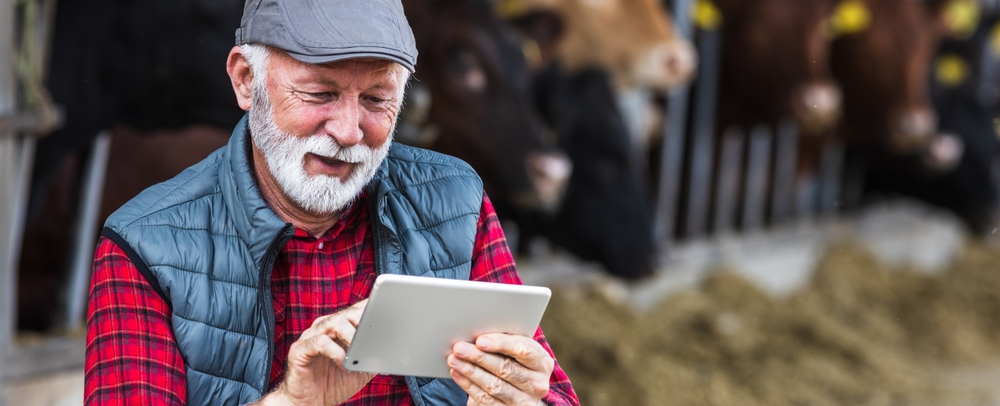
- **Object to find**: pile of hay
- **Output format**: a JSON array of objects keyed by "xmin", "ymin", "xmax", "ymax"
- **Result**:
[{"xmin": 541, "ymin": 242, "xmax": 1000, "ymax": 406}]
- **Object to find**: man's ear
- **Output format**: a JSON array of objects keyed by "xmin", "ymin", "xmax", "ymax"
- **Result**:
[{"xmin": 227, "ymin": 46, "xmax": 254, "ymax": 111}]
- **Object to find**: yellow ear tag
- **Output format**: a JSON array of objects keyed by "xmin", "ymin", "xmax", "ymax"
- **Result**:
[
  {"xmin": 691, "ymin": 0, "xmax": 722, "ymax": 31},
  {"xmin": 828, "ymin": 0, "xmax": 872, "ymax": 38},
  {"xmin": 935, "ymin": 54, "xmax": 969, "ymax": 88},
  {"xmin": 521, "ymin": 38, "xmax": 543, "ymax": 69},
  {"xmin": 990, "ymin": 22, "xmax": 1000, "ymax": 56},
  {"xmin": 496, "ymin": 0, "xmax": 527, "ymax": 18},
  {"xmin": 943, "ymin": 0, "xmax": 980, "ymax": 40}
]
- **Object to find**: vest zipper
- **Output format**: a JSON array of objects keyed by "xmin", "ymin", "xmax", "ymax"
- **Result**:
[
  {"xmin": 260, "ymin": 223, "xmax": 294, "ymax": 394},
  {"xmin": 368, "ymin": 192, "xmax": 389, "ymax": 276}
]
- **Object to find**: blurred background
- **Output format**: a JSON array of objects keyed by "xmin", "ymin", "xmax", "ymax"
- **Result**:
[{"xmin": 2, "ymin": 0, "xmax": 1000, "ymax": 404}]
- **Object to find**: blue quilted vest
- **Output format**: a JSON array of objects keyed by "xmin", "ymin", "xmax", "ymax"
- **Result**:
[{"xmin": 102, "ymin": 115, "xmax": 483, "ymax": 406}]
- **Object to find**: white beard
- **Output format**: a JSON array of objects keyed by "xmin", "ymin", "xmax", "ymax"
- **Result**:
[{"xmin": 248, "ymin": 83, "xmax": 391, "ymax": 215}]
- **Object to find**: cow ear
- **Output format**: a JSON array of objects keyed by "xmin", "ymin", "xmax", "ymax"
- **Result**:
[{"xmin": 508, "ymin": 11, "xmax": 566, "ymax": 69}]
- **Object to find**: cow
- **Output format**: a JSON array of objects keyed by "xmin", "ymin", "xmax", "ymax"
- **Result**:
[
  {"xmin": 706, "ymin": 0, "xmax": 844, "ymax": 228},
  {"xmin": 829, "ymin": 0, "xmax": 953, "ymax": 157},
  {"xmin": 497, "ymin": 0, "xmax": 697, "ymax": 91},
  {"xmin": 714, "ymin": 0, "xmax": 842, "ymax": 140},
  {"xmin": 863, "ymin": 7, "xmax": 1000, "ymax": 234}
]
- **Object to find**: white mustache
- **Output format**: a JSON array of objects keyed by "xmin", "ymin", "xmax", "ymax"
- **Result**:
[{"xmin": 302, "ymin": 134, "xmax": 375, "ymax": 165}]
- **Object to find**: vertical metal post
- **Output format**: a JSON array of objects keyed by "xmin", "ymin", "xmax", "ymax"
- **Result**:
[
  {"xmin": 742, "ymin": 124, "xmax": 773, "ymax": 230},
  {"xmin": 654, "ymin": 0, "xmax": 695, "ymax": 244},
  {"xmin": 770, "ymin": 118, "xmax": 799, "ymax": 223},
  {"xmin": 712, "ymin": 127, "xmax": 744, "ymax": 232},
  {"xmin": 683, "ymin": 28, "xmax": 722, "ymax": 238},
  {"xmin": 56, "ymin": 132, "xmax": 111, "ymax": 331},
  {"xmin": 796, "ymin": 173, "xmax": 818, "ymax": 220},
  {"xmin": 841, "ymin": 150, "xmax": 865, "ymax": 212},
  {"xmin": 818, "ymin": 140, "xmax": 845, "ymax": 217},
  {"xmin": 0, "ymin": 0, "xmax": 20, "ymax": 380}
]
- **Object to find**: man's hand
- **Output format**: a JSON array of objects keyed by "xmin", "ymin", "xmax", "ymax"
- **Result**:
[
  {"xmin": 447, "ymin": 333, "xmax": 553, "ymax": 406},
  {"xmin": 256, "ymin": 299, "xmax": 374, "ymax": 406}
]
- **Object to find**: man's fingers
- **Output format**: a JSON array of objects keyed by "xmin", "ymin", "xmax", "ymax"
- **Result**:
[
  {"xmin": 474, "ymin": 334, "xmax": 554, "ymax": 374},
  {"xmin": 451, "ymin": 341, "xmax": 543, "ymax": 394},
  {"xmin": 342, "ymin": 299, "xmax": 368, "ymax": 325},
  {"xmin": 290, "ymin": 334, "xmax": 348, "ymax": 368},
  {"xmin": 449, "ymin": 366, "xmax": 501, "ymax": 405},
  {"xmin": 300, "ymin": 299, "xmax": 368, "ymax": 344},
  {"xmin": 450, "ymin": 353, "xmax": 543, "ymax": 405}
]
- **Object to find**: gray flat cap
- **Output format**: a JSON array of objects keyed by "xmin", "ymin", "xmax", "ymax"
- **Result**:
[{"xmin": 235, "ymin": 0, "xmax": 417, "ymax": 72}]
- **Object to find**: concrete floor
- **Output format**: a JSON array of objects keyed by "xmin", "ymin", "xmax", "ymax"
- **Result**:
[{"xmin": 1, "ymin": 370, "xmax": 83, "ymax": 406}]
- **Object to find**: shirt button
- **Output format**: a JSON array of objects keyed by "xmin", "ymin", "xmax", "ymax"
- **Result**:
[{"xmin": 318, "ymin": 242, "xmax": 324, "ymax": 250}]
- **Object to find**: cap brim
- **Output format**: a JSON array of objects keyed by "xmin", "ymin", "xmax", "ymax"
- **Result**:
[{"xmin": 285, "ymin": 49, "xmax": 416, "ymax": 74}]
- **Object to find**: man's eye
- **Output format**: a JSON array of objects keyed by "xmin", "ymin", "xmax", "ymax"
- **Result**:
[
  {"xmin": 366, "ymin": 95, "xmax": 394, "ymax": 105},
  {"xmin": 302, "ymin": 92, "xmax": 333, "ymax": 101}
]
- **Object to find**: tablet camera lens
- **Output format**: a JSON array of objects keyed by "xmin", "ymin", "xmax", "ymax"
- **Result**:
[{"xmin": 352, "ymin": 360, "xmax": 358, "ymax": 365}]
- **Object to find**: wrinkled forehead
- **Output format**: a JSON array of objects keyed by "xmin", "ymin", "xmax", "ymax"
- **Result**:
[
  {"xmin": 269, "ymin": 49, "xmax": 409, "ymax": 90},
  {"xmin": 308, "ymin": 55, "xmax": 408, "ymax": 86}
]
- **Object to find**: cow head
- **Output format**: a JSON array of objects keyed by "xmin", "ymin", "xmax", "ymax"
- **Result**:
[
  {"xmin": 715, "ymin": 0, "xmax": 842, "ymax": 137},
  {"xmin": 830, "ymin": 0, "xmax": 952, "ymax": 155},
  {"xmin": 401, "ymin": 0, "xmax": 572, "ymax": 214},
  {"xmin": 498, "ymin": 0, "xmax": 697, "ymax": 91}
]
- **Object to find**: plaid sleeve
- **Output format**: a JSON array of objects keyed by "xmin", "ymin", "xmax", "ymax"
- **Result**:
[
  {"xmin": 470, "ymin": 194, "xmax": 581, "ymax": 406},
  {"xmin": 85, "ymin": 236, "xmax": 186, "ymax": 406}
]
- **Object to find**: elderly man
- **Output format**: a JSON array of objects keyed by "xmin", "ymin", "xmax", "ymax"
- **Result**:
[{"xmin": 83, "ymin": 0, "xmax": 579, "ymax": 405}]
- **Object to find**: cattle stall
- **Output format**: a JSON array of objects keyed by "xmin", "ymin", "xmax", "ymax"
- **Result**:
[
  {"xmin": 653, "ymin": 0, "xmax": 1000, "ymax": 245},
  {"xmin": 652, "ymin": 0, "xmax": 858, "ymax": 248}
]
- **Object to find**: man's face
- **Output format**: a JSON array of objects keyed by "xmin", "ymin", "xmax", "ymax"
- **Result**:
[{"xmin": 248, "ymin": 50, "xmax": 406, "ymax": 215}]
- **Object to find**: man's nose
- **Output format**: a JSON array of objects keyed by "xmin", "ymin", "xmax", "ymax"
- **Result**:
[{"xmin": 323, "ymin": 100, "xmax": 364, "ymax": 147}]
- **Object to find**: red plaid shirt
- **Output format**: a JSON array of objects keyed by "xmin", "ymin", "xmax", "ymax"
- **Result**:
[{"xmin": 85, "ymin": 194, "xmax": 579, "ymax": 406}]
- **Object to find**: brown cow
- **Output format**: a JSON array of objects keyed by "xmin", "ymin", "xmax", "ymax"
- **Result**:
[
  {"xmin": 830, "ymin": 0, "xmax": 953, "ymax": 157},
  {"xmin": 499, "ymin": 0, "xmax": 697, "ymax": 91},
  {"xmin": 715, "ymin": 0, "xmax": 842, "ymax": 139}
]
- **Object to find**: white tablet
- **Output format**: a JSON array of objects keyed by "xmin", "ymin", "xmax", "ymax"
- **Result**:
[{"xmin": 344, "ymin": 274, "xmax": 551, "ymax": 379}]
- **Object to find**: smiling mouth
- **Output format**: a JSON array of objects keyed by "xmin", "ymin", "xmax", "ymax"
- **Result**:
[
  {"xmin": 308, "ymin": 153, "xmax": 356, "ymax": 175},
  {"xmin": 313, "ymin": 153, "xmax": 344, "ymax": 167}
]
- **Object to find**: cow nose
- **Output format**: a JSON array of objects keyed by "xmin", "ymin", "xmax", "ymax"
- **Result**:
[
  {"xmin": 663, "ymin": 40, "xmax": 698, "ymax": 87},
  {"xmin": 793, "ymin": 82, "xmax": 842, "ymax": 135},
  {"xmin": 526, "ymin": 150, "xmax": 572, "ymax": 213},
  {"xmin": 889, "ymin": 108, "xmax": 937, "ymax": 153},
  {"xmin": 920, "ymin": 132, "xmax": 964, "ymax": 174},
  {"xmin": 638, "ymin": 40, "xmax": 698, "ymax": 90}
]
